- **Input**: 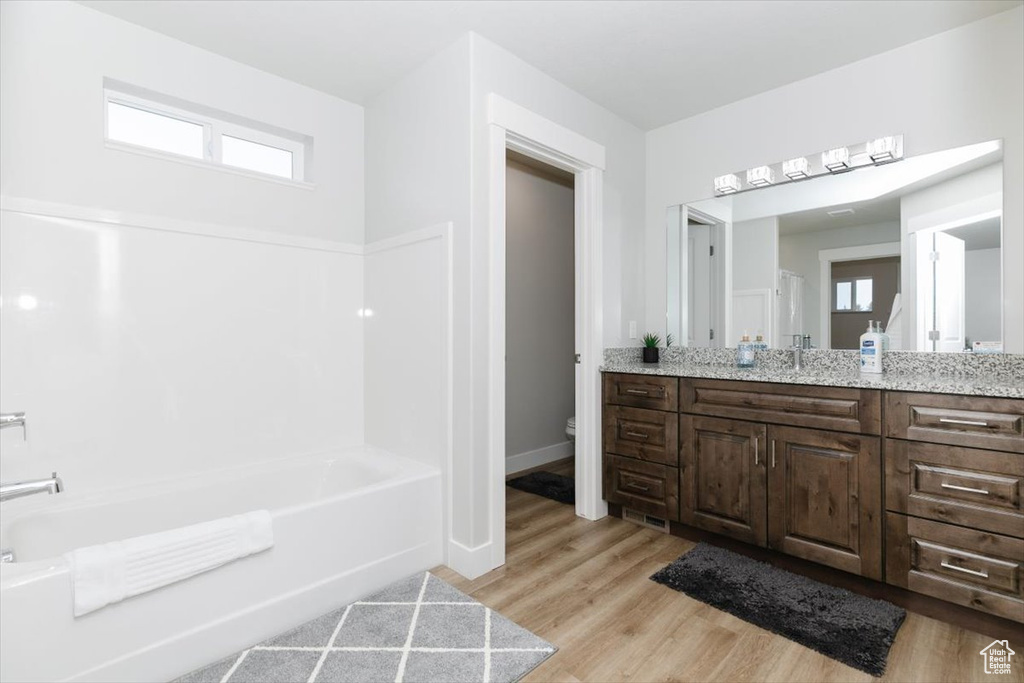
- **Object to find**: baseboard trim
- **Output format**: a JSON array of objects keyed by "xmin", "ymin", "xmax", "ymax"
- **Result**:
[
  {"xmin": 506, "ymin": 441, "xmax": 573, "ymax": 476},
  {"xmin": 446, "ymin": 540, "xmax": 495, "ymax": 581}
]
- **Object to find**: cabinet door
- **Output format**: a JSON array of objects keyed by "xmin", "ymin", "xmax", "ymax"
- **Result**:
[
  {"xmin": 680, "ymin": 415, "xmax": 767, "ymax": 546},
  {"xmin": 767, "ymin": 425, "xmax": 882, "ymax": 579}
]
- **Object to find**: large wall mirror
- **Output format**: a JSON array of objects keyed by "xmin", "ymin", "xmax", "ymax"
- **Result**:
[{"xmin": 667, "ymin": 139, "xmax": 1003, "ymax": 352}]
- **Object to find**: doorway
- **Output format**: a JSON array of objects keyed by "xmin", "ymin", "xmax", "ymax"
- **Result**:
[
  {"xmin": 829, "ymin": 256, "xmax": 901, "ymax": 349},
  {"xmin": 484, "ymin": 95, "xmax": 605, "ymax": 577},
  {"xmin": 666, "ymin": 207, "xmax": 726, "ymax": 349},
  {"xmin": 504, "ymin": 151, "xmax": 576, "ymax": 483}
]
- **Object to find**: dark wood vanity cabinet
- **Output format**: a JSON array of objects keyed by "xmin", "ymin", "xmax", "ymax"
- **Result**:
[
  {"xmin": 679, "ymin": 378, "xmax": 884, "ymax": 579},
  {"xmin": 604, "ymin": 373, "xmax": 1023, "ymax": 621},
  {"xmin": 679, "ymin": 408, "xmax": 882, "ymax": 579}
]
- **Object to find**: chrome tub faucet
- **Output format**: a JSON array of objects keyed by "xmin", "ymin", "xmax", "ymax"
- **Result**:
[{"xmin": 0, "ymin": 471, "xmax": 64, "ymax": 503}]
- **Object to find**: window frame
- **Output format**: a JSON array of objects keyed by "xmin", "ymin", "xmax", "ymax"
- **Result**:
[
  {"xmin": 104, "ymin": 89, "xmax": 308, "ymax": 185},
  {"xmin": 831, "ymin": 276, "xmax": 874, "ymax": 313}
]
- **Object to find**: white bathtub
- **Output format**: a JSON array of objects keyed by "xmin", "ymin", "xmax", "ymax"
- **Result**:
[{"xmin": 0, "ymin": 446, "xmax": 443, "ymax": 682}]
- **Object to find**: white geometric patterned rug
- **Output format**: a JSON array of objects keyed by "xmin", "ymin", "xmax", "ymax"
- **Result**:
[{"xmin": 176, "ymin": 572, "xmax": 556, "ymax": 683}]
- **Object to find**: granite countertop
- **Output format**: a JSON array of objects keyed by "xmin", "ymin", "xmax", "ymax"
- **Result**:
[{"xmin": 600, "ymin": 359, "xmax": 1024, "ymax": 399}]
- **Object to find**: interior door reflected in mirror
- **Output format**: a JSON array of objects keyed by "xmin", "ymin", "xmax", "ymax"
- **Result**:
[{"xmin": 667, "ymin": 139, "xmax": 1003, "ymax": 352}]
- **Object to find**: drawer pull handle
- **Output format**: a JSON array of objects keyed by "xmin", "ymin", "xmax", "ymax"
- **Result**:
[
  {"xmin": 771, "ymin": 440, "xmax": 776, "ymax": 469},
  {"xmin": 941, "ymin": 482, "xmax": 990, "ymax": 495},
  {"xmin": 625, "ymin": 389, "xmax": 651, "ymax": 396},
  {"xmin": 624, "ymin": 482, "xmax": 650, "ymax": 492},
  {"xmin": 938, "ymin": 417, "xmax": 989, "ymax": 427},
  {"xmin": 940, "ymin": 561, "xmax": 989, "ymax": 579},
  {"xmin": 754, "ymin": 437, "xmax": 759, "ymax": 466},
  {"xmin": 625, "ymin": 431, "xmax": 649, "ymax": 440}
]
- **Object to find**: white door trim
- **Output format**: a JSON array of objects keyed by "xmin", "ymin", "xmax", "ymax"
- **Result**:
[
  {"xmin": 487, "ymin": 94, "xmax": 607, "ymax": 572},
  {"xmin": 818, "ymin": 242, "xmax": 901, "ymax": 349}
]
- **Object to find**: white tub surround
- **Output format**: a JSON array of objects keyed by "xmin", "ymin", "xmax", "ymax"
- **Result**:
[
  {"xmin": 0, "ymin": 447, "xmax": 442, "ymax": 683},
  {"xmin": 0, "ymin": 202, "xmax": 365, "ymax": 493}
]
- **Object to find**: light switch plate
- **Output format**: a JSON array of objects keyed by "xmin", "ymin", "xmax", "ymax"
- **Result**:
[{"xmin": 628, "ymin": 321, "xmax": 637, "ymax": 339}]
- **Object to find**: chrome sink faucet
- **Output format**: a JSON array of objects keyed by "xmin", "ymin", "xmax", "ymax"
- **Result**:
[
  {"xmin": 791, "ymin": 334, "xmax": 804, "ymax": 372},
  {"xmin": 0, "ymin": 471, "xmax": 64, "ymax": 503}
]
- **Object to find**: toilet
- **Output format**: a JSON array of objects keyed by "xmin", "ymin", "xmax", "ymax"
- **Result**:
[{"xmin": 566, "ymin": 416, "xmax": 575, "ymax": 442}]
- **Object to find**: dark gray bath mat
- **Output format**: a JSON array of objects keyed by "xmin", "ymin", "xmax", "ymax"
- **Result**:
[
  {"xmin": 176, "ymin": 572, "xmax": 556, "ymax": 683},
  {"xmin": 650, "ymin": 543, "xmax": 905, "ymax": 677},
  {"xmin": 506, "ymin": 471, "xmax": 574, "ymax": 505}
]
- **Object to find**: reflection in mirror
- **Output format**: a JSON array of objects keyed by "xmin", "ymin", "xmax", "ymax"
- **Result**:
[{"xmin": 667, "ymin": 140, "xmax": 1003, "ymax": 352}]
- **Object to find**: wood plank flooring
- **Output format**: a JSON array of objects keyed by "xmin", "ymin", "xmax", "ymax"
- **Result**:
[{"xmin": 433, "ymin": 460, "xmax": 1024, "ymax": 683}]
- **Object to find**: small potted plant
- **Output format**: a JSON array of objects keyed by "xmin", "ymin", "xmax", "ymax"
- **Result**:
[{"xmin": 642, "ymin": 333, "xmax": 661, "ymax": 363}]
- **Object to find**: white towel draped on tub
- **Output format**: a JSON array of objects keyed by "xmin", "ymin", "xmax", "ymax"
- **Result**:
[{"xmin": 66, "ymin": 510, "xmax": 274, "ymax": 617}]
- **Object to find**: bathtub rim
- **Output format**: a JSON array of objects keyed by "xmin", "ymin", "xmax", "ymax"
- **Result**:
[{"xmin": 0, "ymin": 445, "xmax": 439, "ymax": 575}]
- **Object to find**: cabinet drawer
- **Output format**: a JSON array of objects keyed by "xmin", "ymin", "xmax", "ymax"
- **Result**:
[
  {"xmin": 603, "ymin": 373, "xmax": 679, "ymax": 411},
  {"xmin": 603, "ymin": 455, "xmax": 679, "ymax": 521},
  {"xmin": 885, "ymin": 392, "xmax": 1024, "ymax": 453},
  {"xmin": 886, "ymin": 440, "xmax": 1023, "ymax": 537},
  {"xmin": 886, "ymin": 513, "xmax": 1024, "ymax": 622},
  {"xmin": 681, "ymin": 379, "xmax": 881, "ymax": 435},
  {"xmin": 603, "ymin": 405, "xmax": 679, "ymax": 466}
]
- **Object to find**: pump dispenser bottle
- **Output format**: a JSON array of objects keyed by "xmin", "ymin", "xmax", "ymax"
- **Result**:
[
  {"xmin": 737, "ymin": 333, "xmax": 755, "ymax": 368},
  {"xmin": 860, "ymin": 321, "xmax": 884, "ymax": 374}
]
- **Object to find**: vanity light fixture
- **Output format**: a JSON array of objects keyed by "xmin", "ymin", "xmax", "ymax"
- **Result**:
[
  {"xmin": 710, "ymin": 134, "xmax": 902, "ymax": 195},
  {"xmin": 822, "ymin": 147, "xmax": 850, "ymax": 172},
  {"xmin": 866, "ymin": 136, "xmax": 903, "ymax": 163},
  {"xmin": 714, "ymin": 173, "xmax": 741, "ymax": 195},
  {"xmin": 782, "ymin": 157, "xmax": 810, "ymax": 180},
  {"xmin": 746, "ymin": 166, "xmax": 774, "ymax": 187}
]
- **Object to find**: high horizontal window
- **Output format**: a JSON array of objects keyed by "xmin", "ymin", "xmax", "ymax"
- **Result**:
[{"xmin": 104, "ymin": 87, "xmax": 308, "ymax": 182}]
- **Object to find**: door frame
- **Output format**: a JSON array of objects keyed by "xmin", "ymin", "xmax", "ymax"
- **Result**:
[
  {"xmin": 667, "ymin": 206, "xmax": 727, "ymax": 349},
  {"xmin": 487, "ymin": 95, "xmax": 607, "ymax": 570},
  {"xmin": 818, "ymin": 242, "xmax": 900, "ymax": 349}
]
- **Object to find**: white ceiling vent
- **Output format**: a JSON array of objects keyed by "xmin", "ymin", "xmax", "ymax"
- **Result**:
[{"xmin": 827, "ymin": 208, "xmax": 856, "ymax": 218}]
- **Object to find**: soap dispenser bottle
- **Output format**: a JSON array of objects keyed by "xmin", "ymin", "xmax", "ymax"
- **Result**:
[
  {"xmin": 737, "ymin": 333, "xmax": 755, "ymax": 368},
  {"xmin": 860, "ymin": 320, "xmax": 884, "ymax": 374},
  {"xmin": 754, "ymin": 332, "xmax": 769, "ymax": 353}
]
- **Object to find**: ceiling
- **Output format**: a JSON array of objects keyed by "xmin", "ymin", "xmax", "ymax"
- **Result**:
[
  {"xmin": 77, "ymin": 0, "xmax": 1021, "ymax": 130},
  {"xmin": 946, "ymin": 216, "xmax": 1002, "ymax": 250},
  {"xmin": 779, "ymin": 196, "xmax": 901, "ymax": 235}
]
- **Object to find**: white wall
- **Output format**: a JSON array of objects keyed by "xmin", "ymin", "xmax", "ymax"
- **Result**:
[
  {"xmin": 0, "ymin": 1, "xmax": 367, "ymax": 492},
  {"xmin": 966, "ymin": 247, "xmax": 1003, "ymax": 344},
  {"xmin": 646, "ymin": 7, "xmax": 1024, "ymax": 353},
  {"xmin": 0, "ymin": 1, "xmax": 363, "ymax": 242},
  {"xmin": 467, "ymin": 34, "xmax": 646, "ymax": 561},
  {"xmin": 363, "ymin": 36, "xmax": 472, "ymax": 568},
  {"xmin": 365, "ymin": 37, "xmax": 472, "ymax": 244},
  {"xmin": 471, "ymin": 35, "xmax": 646, "ymax": 350},
  {"xmin": 732, "ymin": 217, "xmax": 778, "ymax": 346},
  {"xmin": 365, "ymin": 31, "xmax": 646, "ymax": 574},
  {"xmin": 505, "ymin": 160, "xmax": 575, "ymax": 470},
  {"xmin": 779, "ymin": 221, "xmax": 902, "ymax": 347}
]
